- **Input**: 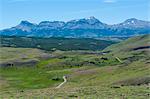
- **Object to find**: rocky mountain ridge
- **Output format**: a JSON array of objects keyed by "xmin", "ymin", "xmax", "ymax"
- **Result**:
[{"xmin": 1, "ymin": 17, "xmax": 150, "ymax": 38}]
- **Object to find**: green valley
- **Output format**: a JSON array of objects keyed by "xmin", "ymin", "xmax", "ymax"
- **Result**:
[{"xmin": 0, "ymin": 34, "xmax": 150, "ymax": 98}]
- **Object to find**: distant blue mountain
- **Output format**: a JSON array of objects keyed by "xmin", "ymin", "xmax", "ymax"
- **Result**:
[{"xmin": 0, "ymin": 17, "xmax": 150, "ymax": 38}]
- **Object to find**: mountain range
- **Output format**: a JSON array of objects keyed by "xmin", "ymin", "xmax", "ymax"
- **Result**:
[{"xmin": 0, "ymin": 17, "xmax": 150, "ymax": 38}]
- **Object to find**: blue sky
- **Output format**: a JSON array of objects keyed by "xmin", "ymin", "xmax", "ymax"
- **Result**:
[{"xmin": 0, "ymin": 0, "xmax": 149, "ymax": 29}]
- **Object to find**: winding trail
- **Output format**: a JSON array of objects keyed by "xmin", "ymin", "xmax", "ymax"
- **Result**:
[
  {"xmin": 56, "ymin": 76, "xmax": 67, "ymax": 89},
  {"xmin": 115, "ymin": 57, "xmax": 122, "ymax": 63}
]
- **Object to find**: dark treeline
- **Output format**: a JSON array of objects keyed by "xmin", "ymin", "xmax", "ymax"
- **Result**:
[{"xmin": 0, "ymin": 35, "xmax": 115, "ymax": 51}]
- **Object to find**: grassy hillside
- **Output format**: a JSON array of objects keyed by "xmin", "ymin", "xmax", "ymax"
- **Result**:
[
  {"xmin": 103, "ymin": 34, "xmax": 150, "ymax": 64},
  {"xmin": 0, "ymin": 36, "xmax": 115, "ymax": 51},
  {"xmin": 0, "ymin": 47, "xmax": 53, "ymax": 68},
  {"xmin": 0, "ymin": 61, "xmax": 149, "ymax": 98},
  {"xmin": 0, "ymin": 47, "xmax": 51, "ymax": 62},
  {"xmin": 0, "ymin": 47, "xmax": 119, "ymax": 68},
  {"xmin": 104, "ymin": 34, "xmax": 150, "ymax": 56},
  {"xmin": 0, "ymin": 34, "xmax": 150, "ymax": 98}
]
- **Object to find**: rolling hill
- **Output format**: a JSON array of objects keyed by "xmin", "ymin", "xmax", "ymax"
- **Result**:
[
  {"xmin": 0, "ymin": 34, "xmax": 149, "ymax": 98},
  {"xmin": 103, "ymin": 34, "xmax": 150, "ymax": 60}
]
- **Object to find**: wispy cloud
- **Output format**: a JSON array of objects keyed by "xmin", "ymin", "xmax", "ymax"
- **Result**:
[{"xmin": 104, "ymin": 0, "xmax": 117, "ymax": 3}]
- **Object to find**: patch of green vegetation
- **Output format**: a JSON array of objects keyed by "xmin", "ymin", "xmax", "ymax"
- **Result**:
[
  {"xmin": 37, "ymin": 58, "xmax": 62, "ymax": 68},
  {"xmin": 36, "ymin": 54, "xmax": 120, "ymax": 69},
  {"xmin": 0, "ymin": 67, "xmax": 71, "ymax": 89}
]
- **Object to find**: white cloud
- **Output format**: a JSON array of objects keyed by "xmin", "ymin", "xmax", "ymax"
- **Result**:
[{"xmin": 104, "ymin": 0, "xmax": 117, "ymax": 3}]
